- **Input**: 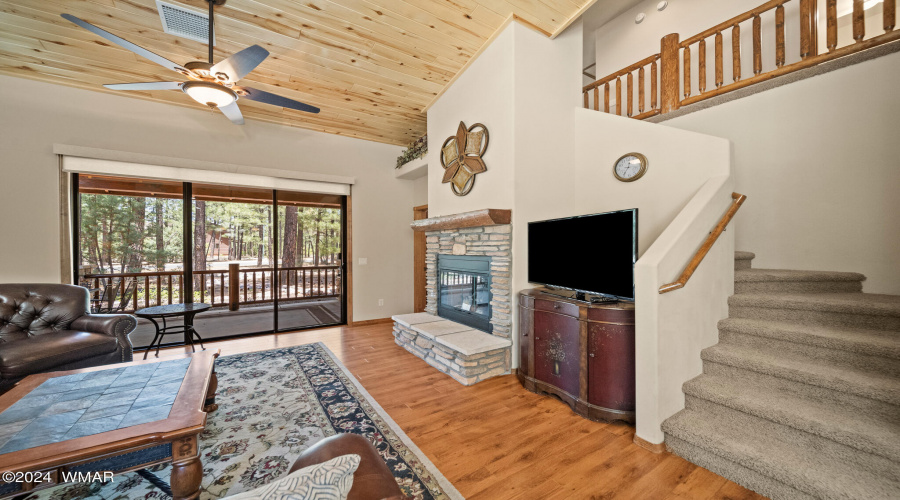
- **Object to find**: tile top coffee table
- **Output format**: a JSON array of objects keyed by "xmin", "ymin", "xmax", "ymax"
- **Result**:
[{"xmin": 0, "ymin": 349, "xmax": 219, "ymax": 500}]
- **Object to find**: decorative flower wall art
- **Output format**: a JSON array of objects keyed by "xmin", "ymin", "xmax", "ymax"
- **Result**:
[{"xmin": 440, "ymin": 121, "xmax": 489, "ymax": 196}]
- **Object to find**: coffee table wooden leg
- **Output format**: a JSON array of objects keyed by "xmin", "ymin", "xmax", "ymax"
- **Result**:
[
  {"xmin": 171, "ymin": 435, "xmax": 202, "ymax": 500},
  {"xmin": 204, "ymin": 369, "xmax": 218, "ymax": 412}
]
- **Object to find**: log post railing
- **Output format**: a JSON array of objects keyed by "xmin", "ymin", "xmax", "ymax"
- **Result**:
[
  {"xmin": 583, "ymin": 0, "xmax": 899, "ymax": 118},
  {"xmin": 660, "ymin": 33, "xmax": 681, "ymax": 113},
  {"xmin": 83, "ymin": 264, "xmax": 341, "ymax": 313},
  {"xmin": 582, "ymin": 54, "xmax": 662, "ymax": 119},
  {"xmin": 659, "ymin": 192, "xmax": 747, "ymax": 294},
  {"xmin": 228, "ymin": 263, "xmax": 240, "ymax": 311}
]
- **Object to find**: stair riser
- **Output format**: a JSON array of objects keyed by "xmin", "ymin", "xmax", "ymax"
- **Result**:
[
  {"xmin": 683, "ymin": 392, "xmax": 900, "ymax": 463},
  {"xmin": 664, "ymin": 436, "xmax": 812, "ymax": 500},
  {"xmin": 734, "ymin": 280, "xmax": 863, "ymax": 294},
  {"xmin": 717, "ymin": 330, "xmax": 900, "ymax": 377},
  {"xmin": 680, "ymin": 397, "xmax": 900, "ymax": 483},
  {"xmin": 729, "ymin": 305, "xmax": 900, "ymax": 331},
  {"xmin": 735, "ymin": 260, "xmax": 753, "ymax": 271},
  {"xmin": 702, "ymin": 361, "xmax": 900, "ymax": 421}
]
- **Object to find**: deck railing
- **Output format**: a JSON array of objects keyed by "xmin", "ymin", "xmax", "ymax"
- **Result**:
[
  {"xmin": 584, "ymin": 0, "xmax": 899, "ymax": 117},
  {"xmin": 83, "ymin": 264, "xmax": 340, "ymax": 313}
]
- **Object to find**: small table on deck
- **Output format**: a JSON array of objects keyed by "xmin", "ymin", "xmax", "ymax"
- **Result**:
[
  {"xmin": 0, "ymin": 350, "xmax": 220, "ymax": 500},
  {"xmin": 135, "ymin": 303, "xmax": 211, "ymax": 360}
]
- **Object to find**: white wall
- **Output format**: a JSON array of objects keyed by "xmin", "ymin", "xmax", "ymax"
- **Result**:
[
  {"xmin": 635, "ymin": 175, "xmax": 735, "ymax": 444},
  {"xmin": 426, "ymin": 24, "xmax": 515, "ymax": 217},
  {"xmin": 0, "ymin": 75, "xmax": 411, "ymax": 322},
  {"xmin": 664, "ymin": 51, "xmax": 900, "ymax": 293},
  {"xmin": 412, "ymin": 175, "xmax": 428, "ymax": 207}
]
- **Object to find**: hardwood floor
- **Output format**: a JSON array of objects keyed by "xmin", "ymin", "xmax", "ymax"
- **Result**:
[{"xmin": 156, "ymin": 323, "xmax": 766, "ymax": 500}]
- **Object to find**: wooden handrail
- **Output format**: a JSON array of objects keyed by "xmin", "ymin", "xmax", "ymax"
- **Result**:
[
  {"xmin": 583, "ymin": 54, "xmax": 659, "ymax": 92},
  {"xmin": 680, "ymin": 0, "xmax": 785, "ymax": 47},
  {"xmin": 659, "ymin": 192, "xmax": 746, "ymax": 294}
]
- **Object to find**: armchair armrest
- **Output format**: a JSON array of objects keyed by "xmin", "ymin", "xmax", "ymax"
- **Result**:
[
  {"xmin": 70, "ymin": 314, "xmax": 137, "ymax": 337},
  {"xmin": 290, "ymin": 434, "xmax": 406, "ymax": 500},
  {"xmin": 70, "ymin": 314, "xmax": 137, "ymax": 363}
]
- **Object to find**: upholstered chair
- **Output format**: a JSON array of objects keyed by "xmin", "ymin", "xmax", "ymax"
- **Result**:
[{"xmin": 0, "ymin": 283, "xmax": 136, "ymax": 393}]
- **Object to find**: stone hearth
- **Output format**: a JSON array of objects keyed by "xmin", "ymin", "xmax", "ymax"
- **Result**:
[{"xmin": 392, "ymin": 313, "xmax": 511, "ymax": 385}]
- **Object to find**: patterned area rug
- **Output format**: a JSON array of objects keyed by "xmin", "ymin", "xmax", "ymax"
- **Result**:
[{"xmin": 26, "ymin": 343, "xmax": 462, "ymax": 500}]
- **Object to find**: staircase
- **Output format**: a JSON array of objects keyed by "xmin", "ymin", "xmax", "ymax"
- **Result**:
[{"xmin": 662, "ymin": 251, "xmax": 900, "ymax": 499}]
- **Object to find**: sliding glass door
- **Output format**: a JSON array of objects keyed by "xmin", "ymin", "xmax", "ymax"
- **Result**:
[
  {"xmin": 74, "ymin": 174, "xmax": 346, "ymax": 349},
  {"xmin": 190, "ymin": 183, "xmax": 275, "ymax": 339},
  {"xmin": 275, "ymin": 191, "xmax": 345, "ymax": 331}
]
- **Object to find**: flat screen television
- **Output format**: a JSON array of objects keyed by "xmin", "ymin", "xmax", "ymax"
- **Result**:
[{"xmin": 528, "ymin": 209, "xmax": 637, "ymax": 301}]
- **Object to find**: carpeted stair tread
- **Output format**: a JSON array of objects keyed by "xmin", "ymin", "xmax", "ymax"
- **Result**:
[
  {"xmin": 702, "ymin": 343, "xmax": 900, "ymax": 405},
  {"xmin": 718, "ymin": 317, "xmax": 900, "ymax": 360},
  {"xmin": 735, "ymin": 269, "xmax": 866, "ymax": 283},
  {"xmin": 734, "ymin": 251, "xmax": 756, "ymax": 270},
  {"xmin": 663, "ymin": 408, "xmax": 900, "ymax": 499},
  {"xmin": 735, "ymin": 251, "xmax": 756, "ymax": 261},
  {"xmin": 683, "ymin": 373, "xmax": 900, "ymax": 461},
  {"xmin": 665, "ymin": 436, "xmax": 813, "ymax": 500},
  {"xmin": 729, "ymin": 292, "xmax": 900, "ymax": 317}
]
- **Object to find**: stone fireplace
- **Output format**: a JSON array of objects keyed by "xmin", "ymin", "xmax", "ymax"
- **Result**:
[{"xmin": 392, "ymin": 209, "xmax": 512, "ymax": 385}]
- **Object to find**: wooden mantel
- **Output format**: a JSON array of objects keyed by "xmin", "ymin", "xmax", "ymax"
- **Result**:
[{"xmin": 411, "ymin": 209, "xmax": 511, "ymax": 232}]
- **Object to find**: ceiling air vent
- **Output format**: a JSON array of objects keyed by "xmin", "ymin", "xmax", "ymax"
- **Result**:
[{"xmin": 156, "ymin": 1, "xmax": 215, "ymax": 45}]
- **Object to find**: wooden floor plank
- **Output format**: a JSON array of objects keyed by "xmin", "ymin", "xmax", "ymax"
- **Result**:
[{"xmin": 155, "ymin": 323, "xmax": 766, "ymax": 499}]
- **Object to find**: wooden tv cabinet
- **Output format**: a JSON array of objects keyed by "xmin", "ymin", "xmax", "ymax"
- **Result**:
[{"xmin": 517, "ymin": 288, "xmax": 635, "ymax": 424}]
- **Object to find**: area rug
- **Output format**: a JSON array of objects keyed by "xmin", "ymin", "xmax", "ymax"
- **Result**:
[{"xmin": 26, "ymin": 343, "xmax": 462, "ymax": 500}]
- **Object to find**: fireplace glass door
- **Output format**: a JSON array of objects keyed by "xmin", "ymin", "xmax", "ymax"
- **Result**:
[{"xmin": 437, "ymin": 255, "xmax": 492, "ymax": 332}]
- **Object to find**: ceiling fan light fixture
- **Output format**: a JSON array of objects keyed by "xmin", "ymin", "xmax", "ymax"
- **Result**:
[{"xmin": 182, "ymin": 81, "xmax": 236, "ymax": 107}]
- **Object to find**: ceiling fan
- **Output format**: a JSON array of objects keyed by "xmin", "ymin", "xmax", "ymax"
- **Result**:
[{"xmin": 62, "ymin": 0, "xmax": 319, "ymax": 125}]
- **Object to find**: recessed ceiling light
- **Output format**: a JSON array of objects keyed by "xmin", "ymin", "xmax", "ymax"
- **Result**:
[
  {"xmin": 635, "ymin": 12, "xmax": 646, "ymax": 24},
  {"xmin": 657, "ymin": 1, "xmax": 668, "ymax": 11}
]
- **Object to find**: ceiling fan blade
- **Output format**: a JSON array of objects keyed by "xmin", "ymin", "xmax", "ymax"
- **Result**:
[
  {"xmin": 219, "ymin": 101, "xmax": 245, "ymax": 125},
  {"xmin": 61, "ymin": 14, "xmax": 186, "ymax": 74},
  {"xmin": 238, "ymin": 87, "xmax": 320, "ymax": 114},
  {"xmin": 104, "ymin": 82, "xmax": 184, "ymax": 91},
  {"xmin": 210, "ymin": 45, "xmax": 269, "ymax": 83}
]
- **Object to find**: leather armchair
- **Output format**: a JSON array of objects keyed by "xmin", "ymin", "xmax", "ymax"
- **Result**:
[
  {"xmin": 0, "ymin": 283, "xmax": 136, "ymax": 393},
  {"xmin": 290, "ymin": 433, "xmax": 407, "ymax": 500}
]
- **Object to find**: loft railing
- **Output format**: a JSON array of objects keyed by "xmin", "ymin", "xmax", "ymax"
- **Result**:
[
  {"xmin": 83, "ymin": 264, "xmax": 340, "ymax": 313},
  {"xmin": 659, "ymin": 192, "xmax": 746, "ymax": 293},
  {"xmin": 584, "ymin": 0, "xmax": 899, "ymax": 116}
]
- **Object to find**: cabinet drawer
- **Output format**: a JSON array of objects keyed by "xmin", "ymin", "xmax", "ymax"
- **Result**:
[
  {"xmin": 534, "ymin": 298, "xmax": 580, "ymax": 318},
  {"xmin": 587, "ymin": 307, "xmax": 634, "ymax": 324}
]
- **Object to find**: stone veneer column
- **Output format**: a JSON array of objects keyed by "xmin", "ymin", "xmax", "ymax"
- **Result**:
[{"xmin": 424, "ymin": 224, "xmax": 512, "ymax": 338}]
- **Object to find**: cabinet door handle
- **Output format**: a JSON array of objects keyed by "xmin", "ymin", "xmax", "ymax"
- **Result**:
[
  {"xmin": 553, "ymin": 304, "xmax": 560, "ymax": 309},
  {"xmin": 589, "ymin": 353, "xmax": 595, "ymax": 357},
  {"xmin": 535, "ymin": 337, "xmax": 540, "ymax": 340}
]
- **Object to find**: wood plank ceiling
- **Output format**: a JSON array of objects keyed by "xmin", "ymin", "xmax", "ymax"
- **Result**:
[{"xmin": 0, "ymin": 0, "xmax": 593, "ymax": 146}]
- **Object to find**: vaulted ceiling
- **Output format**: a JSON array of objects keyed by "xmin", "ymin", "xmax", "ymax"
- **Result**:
[{"xmin": 0, "ymin": 0, "xmax": 593, "ymax": 146}]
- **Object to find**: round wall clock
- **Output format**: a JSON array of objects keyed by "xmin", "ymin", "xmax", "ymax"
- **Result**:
[{"xmin": 613, "ymin": 153, "xmax": 648, "ymax": 182}]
